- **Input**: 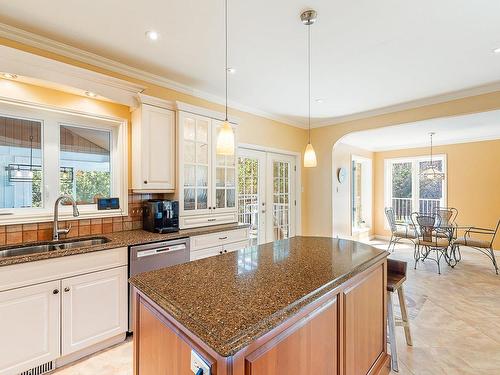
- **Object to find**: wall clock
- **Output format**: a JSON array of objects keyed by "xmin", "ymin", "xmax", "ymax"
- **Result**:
[{"xmin": 337, "ymin": 167, "xmax": 347, "ymax": 184}]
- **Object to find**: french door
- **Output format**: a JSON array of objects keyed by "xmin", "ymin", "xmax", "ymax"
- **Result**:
[{"xmin": 238, "ymin": 148, "xmax": 296, "ymax": 245}]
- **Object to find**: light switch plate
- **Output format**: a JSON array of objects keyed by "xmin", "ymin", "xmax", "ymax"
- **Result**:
[{"xmin": 190, "ymin": 350, "xmax": 210, "ymax": 374}]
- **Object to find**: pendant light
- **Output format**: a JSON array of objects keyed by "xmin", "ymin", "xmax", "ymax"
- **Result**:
[
  {"xmin": 302, "ymin": 10, "xmax": 318, "ymax": 168},
  {"xmin": 216, "ymin": 0, "xmax": 235, "ymax": 156},
  {"xmin": 421, "ymin": 132, "xmax": 444, "ymax": 180}
]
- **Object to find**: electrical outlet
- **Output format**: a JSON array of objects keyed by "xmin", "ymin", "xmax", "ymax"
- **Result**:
[{"xmin": 190, "ymin": 350, "xmax": 210, "ymax": 375}]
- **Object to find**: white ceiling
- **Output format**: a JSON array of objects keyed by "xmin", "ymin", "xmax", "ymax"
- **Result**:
[
  {"xmin": 341, "ymin": 110, "xmax": 500, "ymax": 151},
  {"xmin": 0, "ymin": 0, "xmax": 500, "ymax": 127}
]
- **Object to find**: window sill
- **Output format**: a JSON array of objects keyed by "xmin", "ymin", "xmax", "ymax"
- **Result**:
[{"xmin": 0, "ymin": 208, "xmax": 128, "ymax": 226}]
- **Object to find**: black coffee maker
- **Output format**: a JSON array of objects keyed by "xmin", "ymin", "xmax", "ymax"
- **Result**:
[{"xmin": 143, "ymin": 200, "xmax": 179, "ymax": 233}]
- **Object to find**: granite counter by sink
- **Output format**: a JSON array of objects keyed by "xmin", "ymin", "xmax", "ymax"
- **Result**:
[
  {"xmin": 0, "ymin": 223, "xmax": 248, "ymax": 267},
  {"xmin": 129, "ymin": 236, "xmax": 388, "ymax": 357}
]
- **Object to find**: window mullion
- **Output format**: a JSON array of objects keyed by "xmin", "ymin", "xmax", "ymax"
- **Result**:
[{"xmin": 43, "ymin": 118, "xmax": 60, "ymax": 211}]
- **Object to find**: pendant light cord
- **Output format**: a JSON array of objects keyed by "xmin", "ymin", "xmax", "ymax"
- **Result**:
[
  {"xmin": 225, "ymin": 0, "xmax": 228, "ymax": 122},
  {"xmin": 307, "ymin": 23, "xmax": 311, "ymax": 143}
]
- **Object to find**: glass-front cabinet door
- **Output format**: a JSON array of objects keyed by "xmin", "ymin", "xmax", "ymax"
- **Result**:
[
  {"xmin": 213, "ymin": 120, "xmax": 237, "ymax": 213},
  {"xmin": 179, "ymin": 112, "xmax": 211, "ymax": 216}
]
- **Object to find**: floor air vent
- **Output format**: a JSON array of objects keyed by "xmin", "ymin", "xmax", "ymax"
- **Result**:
[{"xmin": 19, "ymin": 361, "xmax": 54, "ymax": 375}]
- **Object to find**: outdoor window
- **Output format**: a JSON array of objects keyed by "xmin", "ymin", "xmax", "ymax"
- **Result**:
[
  {"xmin": 0, "ymin": 102, "xmax": 127, "ymax": 223},
  {"xmin": 385, "ymin": 155, "xmax": 446, "ymax": 222}
]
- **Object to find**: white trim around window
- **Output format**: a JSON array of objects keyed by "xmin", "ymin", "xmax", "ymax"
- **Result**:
[
  {"xmin": 0, "ymin": 99, "xmax": 128, "ymax": 225},
  {"xmin": 384, "ymin": 154, "xmax": 447, "ymax": 229}
]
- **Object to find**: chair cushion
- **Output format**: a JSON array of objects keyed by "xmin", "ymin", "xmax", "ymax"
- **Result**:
[
  {"xmin": 454, "ymin": 237, "xmax": 490, "ymax": 248},
  {"xmin": 394, "ymin": 230, "xmax": 417, "ymax": 239},
  {"xmin": 417, "ymin": 238, "xmax": 450, "ymax": 247}
]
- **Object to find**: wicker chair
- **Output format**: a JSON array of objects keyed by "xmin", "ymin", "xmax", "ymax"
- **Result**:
[
  {"xmin": 452, "ymin": 219, "xmax": 500, "ymax": 275},
  {"xmin": 415, "ymin": 214, "xmax": 451, "ymax": 274},
  {"xmin": 385, "ymin": 207, "xmax": 417, "ymax": 252}
]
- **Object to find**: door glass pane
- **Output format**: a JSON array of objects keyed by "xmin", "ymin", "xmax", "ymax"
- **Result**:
[
  {"xmin": 196, "ymin": 166, "xmax": 208, "ymax": 186},
  {"xmin": 419, "ymin": 160, "xmax": 443, "ymax": 215},
  {"xmin": 0, "ymin": 116, "xmax": 43, "ymax": 208},
  {"xmin": 196, "ymin": 143, "xmax": 208, "ymax": 164},
  {"xmin": 197, "ymin": 188, "xmax": 208, "ymax": 209},
  {"xmin": 59, "ymin": 125, "xmax": 111, "ymax": 205},
  {"xmin": 352, "ymin": 161, "xmax": 363, "ymax": 229},
  {"xmin": 216, "ymin": 167, "xmax": 225, "ymax": 187},
  {"xmin": 238, "ymin": 157, "xmax": 260, "ymax": 245},
  {"xmin": 184, "ymin": 165, "xmax": 195, "ymax": 187},
  {"xmin": 391, "ymin": 162, "xmax": 412, "ymax": 221},
  {"xmin": 184, "ymin": 188, "xmax": 195, "ymax": 210},
  {"xmin": 184, "ymin": 141, "xmax": 195, "ymax": 163},
  {"xmin": 216, "ymin": 188, "xmax": 225, "ymax": 208},
  {"xmin": 196, "ymin": 121, "xmax": 208, "ymax": 142},
  {"xmin": 227, "ymin": 188, "xmax": 235, "ymax": 208},
  {"xmin": 226, "ymin": 168, "xmax": 235, "ymax": 187},
  {"xmin": 272, "ymin": 161, "xmax": 291, "ymax": 240},
  {"xmin": 184, "ymin": 119, "xmax": 195, "ymax": 140}
]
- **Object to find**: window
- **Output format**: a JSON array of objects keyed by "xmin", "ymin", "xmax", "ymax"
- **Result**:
[
  {"xmin": 385, "ymin": 155, "xmax": 446, "ymax": 222},
  {"xmin": 351, "ymin": 155, "xmax": 372, "ymax": 231},
  {"xmin": 0, "ymin": 102, "xmax": 127, "ymax": 224}
]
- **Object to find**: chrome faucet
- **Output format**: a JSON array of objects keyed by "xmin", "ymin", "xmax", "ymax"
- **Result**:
[{"xmin": 53, "ymin": 195, "xmax": 80, "ymax": 241}]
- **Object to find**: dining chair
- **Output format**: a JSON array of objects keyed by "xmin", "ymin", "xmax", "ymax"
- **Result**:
[
  {"xmin": 415, "ymin": 214, "xmax": 451, "ymax": 274},
  {"xmin": 452, "ymin": 219, "xmax": 500, "ymax": 275},
  {"xmin": 433, "ymin": 207, "xmax": 459, "ymax": 239},
  {"xmin": 385, "ymin": 207, "xmax": 417, "ymax": 252}
]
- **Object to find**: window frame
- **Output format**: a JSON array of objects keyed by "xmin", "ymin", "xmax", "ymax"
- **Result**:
[
  {"xmin": 0, "ymin": 100, "xmax": 128, "ymax": 225},
  {"xmin": 384, "ymin": 154, "xmax": 447, "ymax": 229}
]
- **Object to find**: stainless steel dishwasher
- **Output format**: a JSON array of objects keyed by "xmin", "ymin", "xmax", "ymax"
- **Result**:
[{"xmin": 128, "ymin": 237, "xmax": 189, "ymax": 330}]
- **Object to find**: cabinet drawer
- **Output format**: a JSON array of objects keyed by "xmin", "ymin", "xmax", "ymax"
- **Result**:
[
  {"xmin": 180, "ymin": 212, "xmax": 237, "ymax": 229},
  {"xmin": 190, "ymin": 246, "xmax": 223, "ymax": 261},
  {"xmin": 224, "ymin": 239, "xmax": 250, "ymax": 254},
  {"xmin": 190, "ymin": 228, "xmax": 249, "ymax": 251}
]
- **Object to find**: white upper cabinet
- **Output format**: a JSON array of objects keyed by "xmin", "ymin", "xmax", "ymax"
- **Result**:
[
  {"xmin": 178, "ymin": 110, "xmax": 237, "ymax": 228},
  {"xmin": 132, "ymin": 95, "xmax": 175, "ymax": 192}
]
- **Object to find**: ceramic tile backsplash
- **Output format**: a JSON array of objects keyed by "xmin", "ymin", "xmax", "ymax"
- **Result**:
[{"xmin": 0, "ymin": 192, "xmax": 171, "ymax": 245}]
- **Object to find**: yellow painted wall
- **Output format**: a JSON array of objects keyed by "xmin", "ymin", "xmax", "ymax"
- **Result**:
[
  {"xmin": 373, "ymin": 139, "xmax": 500, "ymax": 249},
  {"xmin": 3, "ymin": 36, "xmax": 500, "ymax": 236},
  {"xmin": 303, "ymin": 93, "xmax": 500, "ymax": 236},
  {"xmin": 332, "ymin": 142, "xmax": 374, "ymax": 239}
]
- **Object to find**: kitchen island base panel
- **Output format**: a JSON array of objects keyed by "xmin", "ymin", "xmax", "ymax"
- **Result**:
[{"xmin": 132, "ymin": 258, "xmax": 389, "ymax": 375}]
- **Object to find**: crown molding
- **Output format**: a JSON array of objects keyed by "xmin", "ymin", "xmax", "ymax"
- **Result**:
[
  {"xmin": 0, "ymin": 22, "xmax": 304, "ymax": 128},
  {"xmin": 2, "ymin": 22, "xmax": 500, "ymax": 131},
  {"xmin": 314, "ymin": 81, "xmax": 500, "ymax": 128}
]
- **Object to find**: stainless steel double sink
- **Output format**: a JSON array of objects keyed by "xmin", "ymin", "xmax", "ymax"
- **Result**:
[{"xmin": 0, "ymin": 237, "xmax": 110, "ymax": 259}]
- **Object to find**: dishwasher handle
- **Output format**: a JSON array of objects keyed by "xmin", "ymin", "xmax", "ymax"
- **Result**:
[{"xmin": 136, "ymin": 244, "xmax": 186, "ymax": 258}]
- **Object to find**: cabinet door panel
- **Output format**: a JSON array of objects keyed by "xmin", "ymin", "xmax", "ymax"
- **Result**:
[
  {"xmin": 343, "ymin": 265, "xmax": 385, "ymax": 375},
  {"xmin": 62, "ymin": 266, "xmax": 127, "ymax": 355},
  {"xmin": 245, "ymin": 298, "xmax": 338, "ymax": 375},
  {"xmin": 190, "ymin": 245, "xmax": 223, "ymax": 261},
  {"xmin": 0, "ymin": 280, "xmax": 60, "ymax": 375},
  {"xmin": 143, "ymin": 105, "xmax": 175, "ymax": 189}
]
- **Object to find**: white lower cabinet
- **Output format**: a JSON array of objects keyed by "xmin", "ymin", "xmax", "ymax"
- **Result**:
[
  {"xmin": 0, "ymin": 280, "xmax": 60, "ymax": 375},
  {"xmin": 0, "ymin": 247, "xmax": 128, "ymax": 375},
  {"xmin": 190, "ymin": 228, "xmax": 250, "ymax": 261},
  {"xmin": 62, "ymin": 267, "xmax": 128, "ymax": 355}
]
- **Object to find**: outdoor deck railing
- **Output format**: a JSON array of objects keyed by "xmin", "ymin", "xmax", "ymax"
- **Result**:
[{"xmin": 392, "ymin": 197, "xmax": 441, "ymax": 221}]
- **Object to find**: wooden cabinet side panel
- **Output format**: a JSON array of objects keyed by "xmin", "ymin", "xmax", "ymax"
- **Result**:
[
  {"xmin": 135, "ymin": 301, "xmax": 193, "ymax": 375},
  {"xmin": 245, "ymin": 298, "xmax": 338, "ymax": 375},
  {"xmin": 343, "ymin": 265, "xmax": 385, "ymax": 375}
]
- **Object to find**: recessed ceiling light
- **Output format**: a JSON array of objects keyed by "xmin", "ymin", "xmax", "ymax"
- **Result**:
[
  {"xmin": 493, "ymin": 47, "xmax": 500, "ymax": 54},
  {"xmin": 227, "ymin": 67, "xmax": 236, "ymax": 74},
  {"xmin": 315, "ymin": 98, "xmax": 325, "ymax": 103},
  {"xmin": 145, "ymin": 30, "xmax": 160, "ymax": 41},
  {"xmin": 1, "ymin": 72, "xmax": 18, "ymax": 79},
  {"xmin": 85, "ymin": 91, "xmax": 97, "ymax": 98}
]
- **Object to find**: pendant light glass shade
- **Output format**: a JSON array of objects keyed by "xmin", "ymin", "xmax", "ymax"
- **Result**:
[
  {"xmin": 304, "ymin": 142, "xmax": 317, "ymax": 168},
  {"xmin": 216, "ymin": 0, "xmax": 235, "ymax": 156},
  {"xmin": 420, "ymin": 132, "xmax": 444, "ymax": 180},
  {"xmin": 216, "ymin": 120, "xmax": 235, "ymax": 155}
]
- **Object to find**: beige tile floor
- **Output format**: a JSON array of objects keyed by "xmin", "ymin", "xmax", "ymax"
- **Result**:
[{"xmin": 53, "ymin": 241, "xmax": 500, "ymax": 375}]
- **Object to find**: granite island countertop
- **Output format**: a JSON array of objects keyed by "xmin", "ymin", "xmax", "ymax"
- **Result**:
[
  {"xmin": 129, "ymin": 236, "xmax": 388, "ymax": 357},
  {"xmin": 0, "ymin": 223, "xmax": 248, "ymax": 267}
]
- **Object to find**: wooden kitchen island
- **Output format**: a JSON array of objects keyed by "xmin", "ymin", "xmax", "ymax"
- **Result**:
[{"xmin": 130, "ymin": 237, "xmax": 390, "ymax": 375}]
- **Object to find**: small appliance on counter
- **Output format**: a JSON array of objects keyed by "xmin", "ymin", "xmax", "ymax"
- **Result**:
[{"xmin": 143, "ymin": 199, "xmax": 179, "ymax": 233}]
